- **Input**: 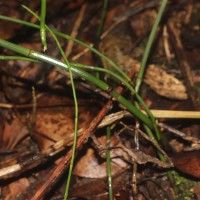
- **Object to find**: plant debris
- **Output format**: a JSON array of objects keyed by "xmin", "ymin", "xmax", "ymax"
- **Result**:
[{"xmin": 0, "ymin": 0, "xmax": 200, "ymax": 199}]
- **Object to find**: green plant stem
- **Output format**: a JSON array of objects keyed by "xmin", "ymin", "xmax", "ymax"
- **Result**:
[
  {"xmin": 0, "ymin": 55, "xmax": 155, "ymax": 122},
  {"xmin": 71, "ymin": 63, "xmax": 135, "ymax": 94},
  {"xmin": 106, "ymin": 126, "xmax": 113, "ymax": 200},
  {"xmin": 0, "ymin": 56, "xmax": 160, "ymax": 136},
  {"xmin": 17, "ymin": 4, "xmax": 79, "ymax": 197},
  {"xmin": 0, "ymin": 55, "xmax": 39, "ymax": 62},
  {"xmin": 97, "ymin": 0, "xmax": 108, "ymax": 37},
  {"xmin": 47, "ymin": 23, "xmax": 78, "ymax": 200},
  {"xmin": 135, "ymin": 94, "xmax": 160, "ymax": 140},
  {"xmin": 135, "ymin": 0, "xmax": 168, "ymax": 93},
  {"xmin": 132, "ymin": 0, "xmax": 173, "ymax": 181},
  {"xmin": 40, "ymin": 0, "xmax": 47, "ymax": 51}
]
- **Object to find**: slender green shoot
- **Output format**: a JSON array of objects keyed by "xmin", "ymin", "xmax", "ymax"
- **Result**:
[
  {"xmin": 0, "ymin": 56, "xmax": 163, "ymax": 141},
  {"xmin": 19, "ymin": 4, "xmax": 79, "ymax": 197},
  {"xmin": 40, "ymin": 0, "xmax": 47, "ymax": 51},
  {"xmin": 131, "ymin": 0, "xmax": 173, "ymax": 183},
  {"xmin": 106, "ymin": 126, "xmax": 113, "ymax": 200},
  {"xmin": 0, "ymin": 15, "xmax": 39, "ymax": 29},
  {"xmin": 71, "ymin": 63, "xmax": 135, "ymax": 94},
  {"xmin": 0, "ymin": 56, "xmax": 129, "ymax": 89},
  {"xmin": 133, "ymin": 0, "xmax": 170, "ymax": 176},
  {"xmin": 135, "ymin": 94, "xmax": 160, "ymax": 140},
  {"xmin": 0, "ymin": 55, "xmax": 160, "ymax": 136},
  {"xmin": 135, "ymin": 0, "xmax": 168, "ymax": 93},
  {"xmin": 0, "ymin": 55, "xmax": 39, "ymax": 62},
  {"xmin": 97, "ymin": 0, "xmax": 108, "ymax": 37}
]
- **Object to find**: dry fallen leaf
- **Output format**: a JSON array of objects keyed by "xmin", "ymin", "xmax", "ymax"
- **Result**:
[
  {"xmin": 73, "ymin": 134, "xmax": 129, "ymax": 178},
  {"xmin": 145, "ymin": 65, "xmax": 188, "ymax": 100},
  {"xmin": 172, "ymin": 151, "xmax": 200, "ymax": 178},
  {"xmin": 100, "ymin": 34, "xmax": 188, "ymax": 100},
  {"xmin": 35, "ymin": 105, "xmax": 99, "ymax": 152}
]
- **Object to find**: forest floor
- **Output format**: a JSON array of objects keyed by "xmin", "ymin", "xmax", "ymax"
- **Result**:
[{"xmin": 0, "ymin": 0, "xmax": 200, "ymax": 199}]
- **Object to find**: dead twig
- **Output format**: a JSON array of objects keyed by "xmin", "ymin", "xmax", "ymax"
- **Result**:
[
  {"xmin": 65, "ymin": 4, "xmax": 87, "ymax": 56},
  {"xmin": 167, "ymin": 21, "xmax": 199, "ymax": 109}
]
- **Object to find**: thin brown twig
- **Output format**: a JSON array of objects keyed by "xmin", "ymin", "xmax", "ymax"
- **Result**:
[
  {"xmin": 163, "ymin": 26, "xmax": 174, "ymax": 63},
  {"xmin": 167, "ymin": 21, "xmax": 199, "ymax": 109},
  {"xmin": 65, "ymin": 4, "xmax": 87, "ymax": 56}
]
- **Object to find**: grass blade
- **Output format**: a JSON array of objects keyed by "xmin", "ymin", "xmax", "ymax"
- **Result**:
[{"xmin": 40, "ymin": 0, "xmax": 47, "ymax": 51}]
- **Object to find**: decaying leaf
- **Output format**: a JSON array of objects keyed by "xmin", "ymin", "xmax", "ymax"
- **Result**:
[
  {"xmin": 100, "ymin": 34, "xmax": 188, "ymax": 100},
  {"xmin": 35, "ymin": 105, "xmax": 98, "ymax": 152},
  {"xmin": 73, "ymin": 134, "xmax": 128, "ymax": 178},
  {"xmin": 73, "ymin": 134, "xmax": 172, "ymax": 178},
  {"xmin": 172, "ymin": 151, "xmax": 200, "ymax": 178},
  {"xmin": 144, "ymin": 65, "xmax": 188, "ymax": 100}
]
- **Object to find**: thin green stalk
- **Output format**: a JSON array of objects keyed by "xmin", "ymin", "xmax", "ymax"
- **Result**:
[
  {"xmin": 0, "ymin": 57, "xmax": 128, "ymax": 88},
  {"xmin": 19, "ymin": 4, "xmax": 78, "ymax": 197},
  {"xmin": 0, "ymin": 15, "xmax": 130, "ymax": 82},
  {"xmin": 0, "ymin": 15, "xmax": 39, "ymax": 29},
  {"xmin": 48, "ymin": 25, "xmax": 78, "ymax": 200},
  {"xmin": 0, "ymin": 55, "xmax": 39, "ymax": 62},
  {"xmin": 0, "ymin": 56, "xmax": 158, "ymax": 134},
  {"xmin": 133, "ymin": 0, "xmax": 173, "ymax": 184},
  {"xmin": 40, "ymin": 0, "xmax": 47, "ymax": 51},
  {"xmin": 135, "ymin": 94, "xmax": 160, "ymax": 140},
  {"xmin": 0, "ymin": 56, "xmax": 155, "ymax": 129},
  {"xmin": 71, "ymin": 63, "xmax": 135, "ymax": 94},
  {"xmin": 135, "ymin": 0, "xmax": 168, "ymax": 93},
  {"xmin": 97, "ymin": 0, "xmax": 108, "ymax": 37},
  {"xmin": 106, "ymin": 126, "xmax": 113, "ymax": 200}
]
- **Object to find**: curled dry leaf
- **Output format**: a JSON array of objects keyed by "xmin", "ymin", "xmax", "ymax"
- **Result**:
[
  {"xmin": 34, "ymin": 105, "xmax": 99, "ymax": 152},
  {"xmin": 99, "ymin": 34, "xmax": 139, "ymax": 74},
  {"xmin": 144, "ymin": 65, "xmax": 188, "ymax": 100},
  {"xmin": 73, "ymin": 134, "xmax": 128, "ymax": 178},
  {"xmin": 73, "ymin": 134, "xmax": 172, "ymax": 178}
]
